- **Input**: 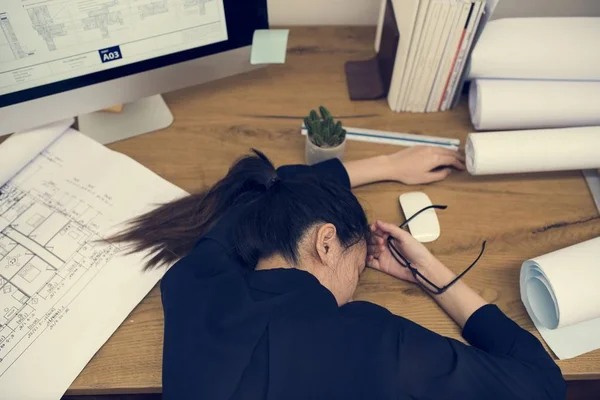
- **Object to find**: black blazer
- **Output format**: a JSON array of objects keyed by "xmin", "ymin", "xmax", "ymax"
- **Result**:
[{"xmin": 160, "ymin": 159, "xmax": 565, "ymax": 399}]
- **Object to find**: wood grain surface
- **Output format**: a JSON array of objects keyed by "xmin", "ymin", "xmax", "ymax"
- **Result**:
[{"xmin": 31, "ymin": 26, "xmax": 597, "ymax": 394}]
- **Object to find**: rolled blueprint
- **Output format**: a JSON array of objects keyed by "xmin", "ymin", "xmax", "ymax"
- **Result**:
[
  {"xmin": 469, "ymin": 18, "xmax": 600, "ymax": 80},
  {"xmin": 0, "ymin": 118, "xmax": 73, "ymax": 187},
  {"xmin": 466, "ymin": 127, "xmax": 600, "ymax": 176},
  {"xmin": 521, "ymin": 237, "xmax": 600, "ymax": 359},
  {"xmin": 469, "ymin": 80, "xmax": 600, "ymax": 131}
]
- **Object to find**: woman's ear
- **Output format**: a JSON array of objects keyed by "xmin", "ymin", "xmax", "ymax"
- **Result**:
[{"xmin": 315, "ymin": 223, "xmax": 337, "ymax": 265}]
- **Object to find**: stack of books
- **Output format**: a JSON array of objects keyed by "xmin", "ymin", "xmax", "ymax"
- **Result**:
[{"xmin": 379, "ymin": 0, "xmax": 496, "ymax": 113}]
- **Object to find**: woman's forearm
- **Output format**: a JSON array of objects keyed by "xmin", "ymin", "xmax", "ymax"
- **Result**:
[
  {"xmin": 418, "ymin": 260, "xmax": 488, "ymax": 328},
  {"xmin": 343, "ymin": 146, "xmax": 466, "ymax": 187},
  {"xmin": 344, "ymin": 155, "xmax": 393, "ymax": 188}
]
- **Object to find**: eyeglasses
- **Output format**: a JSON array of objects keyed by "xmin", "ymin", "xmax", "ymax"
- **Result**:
[{"xmin": 386, "ymin": 205, "xmax": 486, "ymax": 295}]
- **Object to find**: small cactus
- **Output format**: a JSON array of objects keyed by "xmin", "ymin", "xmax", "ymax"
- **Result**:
[{"xmin": 304, "ymin": 106, "xmax": 347, "ymax": 148}]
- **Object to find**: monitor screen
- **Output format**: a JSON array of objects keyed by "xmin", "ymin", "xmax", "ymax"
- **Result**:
[{"xmin": 0, "ymin": 0, "xmax": 267, "ymax": 108}]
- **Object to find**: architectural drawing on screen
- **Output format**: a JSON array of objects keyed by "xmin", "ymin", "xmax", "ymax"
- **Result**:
[{"xmin": 0, "ymin": 12, "xmax": 35, "ymax": 61}]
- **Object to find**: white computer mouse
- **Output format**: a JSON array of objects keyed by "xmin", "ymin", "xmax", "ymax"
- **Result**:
[{"xmin": 399, "ymin": 192, "xmax": 441, "ymax": 243}]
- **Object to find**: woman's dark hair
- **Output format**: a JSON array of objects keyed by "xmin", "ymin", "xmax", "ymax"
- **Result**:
[{"xmin": 109, "ymin": 150, "xmax": 370, "ymax": 269}]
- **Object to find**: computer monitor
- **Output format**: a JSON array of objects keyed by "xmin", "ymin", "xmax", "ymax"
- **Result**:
[{"xmin": 0, "ymin": 0, "xmax": 268, "ymax": 142}]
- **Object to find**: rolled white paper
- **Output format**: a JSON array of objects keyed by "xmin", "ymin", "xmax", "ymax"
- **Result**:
[
  {"xmin": 520, "ymin": 237, "xmax": 600, "ymax": 359},
  {"xmin": 466, "ymin": 127, "xmax": 600, "ymax": 176},
  {"xmin": 469, "ymin": 18, "xmax": 600, "ymax": 81},
  {"xmin": 469, "ymin": 80, "xmax": 600, "ymax": 131},
  {"xmin": 522, "ymin": 238, "xmax": 600, "ymax": 329}
]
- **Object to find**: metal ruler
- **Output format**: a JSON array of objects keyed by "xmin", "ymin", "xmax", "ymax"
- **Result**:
[{"xmin": 583, "ymin": 169, "xmax": 600, "ymax": 214}]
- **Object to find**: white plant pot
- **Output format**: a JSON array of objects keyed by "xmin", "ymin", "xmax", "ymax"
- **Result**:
[{"xmin": 305, "ymin": 136, "xmax": 346, "ymax": 166}]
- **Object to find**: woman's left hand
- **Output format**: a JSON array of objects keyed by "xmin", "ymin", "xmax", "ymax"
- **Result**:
[{"xmin": 385, "ymin": 146, "xmax": 465, "ymax": 185}]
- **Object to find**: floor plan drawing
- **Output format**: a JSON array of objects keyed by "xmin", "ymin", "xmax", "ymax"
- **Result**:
[
  {"xmin": 0, "ymin": 12, "xmax": 35, "ymax": 61},
  {"xmin": 0, "ymin": 182, "xmax": 118, "ymax": 373},
  {"xmin": 138, "ymin": 0, "xmax": 169, "ymax": 20},
  {"xmin": 0, "ymin": 127, "xmax": 185, "ymax": 399},
  {"xmin": 79, "ymin": 0, "xmax": 126, "ymax": 39},
  {"xmin": 26, "ymin": 5, "xmax": 70, "ymax": 51}
]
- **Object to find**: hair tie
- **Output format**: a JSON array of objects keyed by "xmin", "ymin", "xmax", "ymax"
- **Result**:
[{"xmin": 266, "ymin": 176, "xmax": 280, "ymax": 189}]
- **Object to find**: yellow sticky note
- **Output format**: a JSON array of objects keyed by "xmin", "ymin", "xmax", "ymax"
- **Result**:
[{"xmin": 250, "ymin": 29, "xmax": 289, "ymax": 65}]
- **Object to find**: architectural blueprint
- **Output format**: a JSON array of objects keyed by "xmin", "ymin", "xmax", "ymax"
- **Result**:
[{"xmin": 0, "ymin": 127, "xmax": 186, "ymax": 399}]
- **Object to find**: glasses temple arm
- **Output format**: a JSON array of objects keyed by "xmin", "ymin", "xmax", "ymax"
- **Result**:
[
  {"xmin": 399, "ymin": 205, "xmax": 448, "ymax": 229},
  {"xmin": 436, "ymin": 241, "xmax": 487, "ymax": 294}
]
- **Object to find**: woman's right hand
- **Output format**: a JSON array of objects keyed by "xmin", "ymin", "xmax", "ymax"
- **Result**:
[
  {"xmin": 368, "ymin": 220, "xmax": 489, "ymax": 327},
  {"xmin": 367, "ymin": 220, "xmax": 438, "ymax": 282}
]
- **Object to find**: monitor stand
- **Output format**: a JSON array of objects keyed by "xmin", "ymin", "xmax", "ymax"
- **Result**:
[{"xmin": 78, "ymin": 95, "xmax": 174, "ymax": 145}]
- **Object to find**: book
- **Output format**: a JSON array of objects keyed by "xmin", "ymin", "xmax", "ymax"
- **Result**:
[
  {"xmin": 367, "ymin": 0, "xmax": 496, "ymax": 113},
  {"xmin": 442, "ymin": 0, "xmax": 486, "ymax": 110},
  {"xmin": 416, "ymin": 0, "xmax": 459, "ymax": 112},
  {"xmin": 440, "ymin": 0, "xmax": 482, "ymax": 111},
  {"xmin": 447, "ymin": 0, "xmax": 499, "ymax": 109},
  {"xmin": 395, "ymin": 0, "xmax": 432, "ymax": 111},
  {"xmin": 384, "ymin": 0, "xmax": 424, "ymax": 111},
  {"xmin": 403, "ymin": 0, "xmax": 443, "ymax": 111},
  {"xmin": 426, "ymin": 0, "xmax": 472, "ymax": 112}
]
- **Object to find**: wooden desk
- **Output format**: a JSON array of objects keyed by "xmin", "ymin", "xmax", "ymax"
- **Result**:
[{"xmin": 66, "ymin": 27, "xmax": 600, "ymax": 395}]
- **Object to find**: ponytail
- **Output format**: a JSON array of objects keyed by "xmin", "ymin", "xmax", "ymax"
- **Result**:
[
  {"xmin": 109, "ymin": 150, "xmax": 278, "ymax": 269},
  {"xmin": 110, "ymin": 150, "xmax": 369, "ymax": 270}
]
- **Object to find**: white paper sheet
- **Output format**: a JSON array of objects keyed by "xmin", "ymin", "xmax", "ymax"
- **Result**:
[
  {"xmin": 469, "ymin": 80, "xmax": 600, "ymax": 131},
  {"xmin": 520, "ymin": 237, "xmax": 600, "ymax": 359},
  {"xmin": 466, "ymin": 126, "xmax": 600, "ymax": 175},
  {"xmin": 468, "ymin": 18, "xmax": 600, "ymax": 80},
  {"xmin": 0, "ymin": 119, "xmax": 74, "ymax": 187},
  {"xmin": 0, "ymin": 129, "xmax": 186, "ymax": 399}
]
